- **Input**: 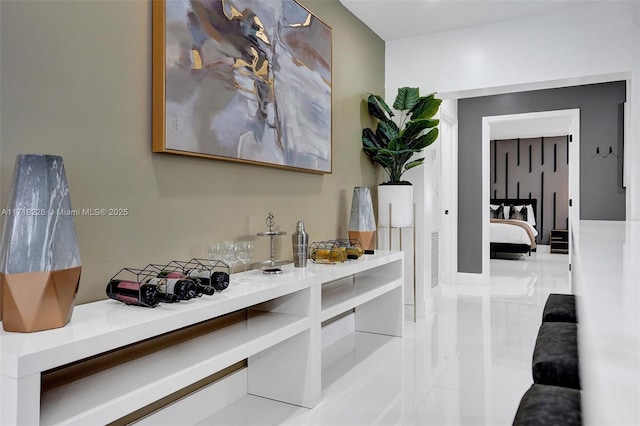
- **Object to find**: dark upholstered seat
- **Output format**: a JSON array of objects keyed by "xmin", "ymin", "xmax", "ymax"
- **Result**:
[
  {"xmin": 513, "ymin": 383, "xmax": 582, "ymax": 426},
  {"xmin": 542, "ymin": 293, "xmax": 577, "ymax": 323},
  {"xmin": 532, "ymin": 322, "xmax": 580, "ymax": 389}
]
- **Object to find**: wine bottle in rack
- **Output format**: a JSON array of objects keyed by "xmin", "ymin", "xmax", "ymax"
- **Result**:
[
  {"xmin": 147, "ymin": 277, "xmax": 197, "ymax": 300},
  {"xmin": 158, "ymin": 270, "xmax": 215, "ymax": 296},
  {"xmin": 210, "ymin": 271, "xmax": 230, "ymax": 291},
  {"xmin": 106, "ymin": 280, "xmax": 161, "ymax": 308},
  {"xmin": 156, "ymin": 292, "xmax": 179, "ymax": 303},
  {"xmin": 188, "ymin": 269, "xmax": 226, "ymax": 294},
  {"xmin": 310, "ymin": 247, "xmax": 347, "ymax": 263},
  {"xmin": 187, "ymin": 268, "xmax": 211, "ymax": 286},
  {"xmin": 195, "ymin": 283, "xmax": 215, "ymax": 296}
]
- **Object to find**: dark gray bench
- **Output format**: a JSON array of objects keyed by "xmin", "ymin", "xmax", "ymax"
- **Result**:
[
  {"xmin": 513, "ymin": 383, "xmax": 581, "ymax": 425},
  {"xmin": 532, "ymin": 321, "xmax": 580, "ymax": 389},
  {"xmin": 513, "ymin": 294, "xmax": 582, "ymax": 424},
  {"xmin": 542, "ymin": 293, "xmax": 577, "ymax": 323}
]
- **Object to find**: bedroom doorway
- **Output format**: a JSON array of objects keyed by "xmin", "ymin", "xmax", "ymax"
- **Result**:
[{"xmin": 482, "ymin": 109, "xmax": 580, "ymax": 275}]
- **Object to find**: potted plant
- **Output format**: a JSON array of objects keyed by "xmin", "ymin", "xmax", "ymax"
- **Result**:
[{"xmin": 362, "ymin": 86, "xmax": 442, "ymax": 227}]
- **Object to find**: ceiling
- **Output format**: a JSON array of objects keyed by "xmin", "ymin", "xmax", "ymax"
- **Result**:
[{"xmin": 338, "ymin": 0, "xmax": 599, "ymax": 41}]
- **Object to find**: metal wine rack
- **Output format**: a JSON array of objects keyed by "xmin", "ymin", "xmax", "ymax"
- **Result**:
[
  {"xmin": 106, "ymin": 258, "xmax": 231, "ymax": 307},
  {"xmin": 309, "ymin": 239, "xmax": 363, "ymax": 264}
]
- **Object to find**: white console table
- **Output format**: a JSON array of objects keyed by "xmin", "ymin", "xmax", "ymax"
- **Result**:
[{"xmin": 0, "ymin": 251, "xmax": 403, "ymax": 425}]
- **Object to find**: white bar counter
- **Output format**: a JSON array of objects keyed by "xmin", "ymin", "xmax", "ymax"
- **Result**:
[{"xmin": 572, "ymin": 221, "xmax": 640, "ymax": 425}]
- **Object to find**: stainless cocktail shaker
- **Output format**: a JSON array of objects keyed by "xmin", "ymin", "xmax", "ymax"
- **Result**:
[{"xmin": 292, "ymin": 221, "xmax": 309, "ymax": 267}]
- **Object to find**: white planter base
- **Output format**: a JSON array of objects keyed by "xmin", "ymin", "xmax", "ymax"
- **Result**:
[{"xmin": 377, "ymin": 185, "xmax": 413, "ymax": 228}]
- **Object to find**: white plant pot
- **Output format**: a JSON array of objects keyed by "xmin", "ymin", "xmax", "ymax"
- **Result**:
[{"xmin": 377, "ymin": 184, "xmax": 413, "ymax": 228}]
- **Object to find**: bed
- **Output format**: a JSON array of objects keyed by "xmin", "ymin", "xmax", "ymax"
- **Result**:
[{"xmin": 490, "ymin": 198, "xmax": 538, "ymax": 257}]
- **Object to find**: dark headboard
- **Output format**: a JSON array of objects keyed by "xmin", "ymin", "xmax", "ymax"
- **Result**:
[{"xmin": 491, "ymin": 198, "xmax": 538, "ymax": 226}]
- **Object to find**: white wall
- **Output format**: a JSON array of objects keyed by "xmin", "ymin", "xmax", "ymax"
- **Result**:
[
  {"xmin": 387, "ymin": 2, "xmax": 638, "ymax": 94},
  {"xmin": 386, "ymin": 1, "xmax": 640, "ymax": 288}
]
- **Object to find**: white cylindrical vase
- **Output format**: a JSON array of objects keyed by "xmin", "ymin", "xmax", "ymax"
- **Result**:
[{"xmin": 377, "ymin": 184, "xmax": 413, "ymax": 228}]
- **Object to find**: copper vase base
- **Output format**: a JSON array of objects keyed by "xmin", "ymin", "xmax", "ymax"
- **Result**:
[
  {"xmin": 1, "ymin": 266, "xmax": 81, "ymax": 333},
  {"xmin": 348, "ymin": 230, "xmax": 376, "ymax": 251}
]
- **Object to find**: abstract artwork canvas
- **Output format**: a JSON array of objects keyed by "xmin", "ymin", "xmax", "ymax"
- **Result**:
[{"xmin": 153, "ymin": 0, "xmax": 332, "ymax": 173}]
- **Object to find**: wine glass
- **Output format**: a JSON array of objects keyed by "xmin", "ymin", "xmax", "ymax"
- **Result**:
[
  {"xmin": 237, "ymin": 241, "xmax": 254, "ymax": 281},
  {"xmin": 209, "ymin": 242, "xmax": 224, "ymax": 268},
  {"xmin": 221, "ymin": 240, "xmax": 239, "ymax": 275},
  {"xmin": 209, "ymin": 242, "xmax": 221, "ymax": 259}
]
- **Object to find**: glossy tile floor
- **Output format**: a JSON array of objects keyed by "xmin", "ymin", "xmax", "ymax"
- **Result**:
[{"xmin": 201, "ymin": 248, "xmax": 570, "ymax": 426}]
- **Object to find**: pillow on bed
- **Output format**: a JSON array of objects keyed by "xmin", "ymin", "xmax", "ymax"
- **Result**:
[
  {"xmin": 490, "ymin": 204, "xmax": 505, "ymax": 219},
  {"xmin": 509, "ymin": 204, "xmax": 528, "ymax": 222},
  {"xmin": 525, "ymin": 204, "xmax": 536, "ymax": 226},
  {"xmin": 512, "ymin": 204, "xmax": 537, "ymax": 226}
]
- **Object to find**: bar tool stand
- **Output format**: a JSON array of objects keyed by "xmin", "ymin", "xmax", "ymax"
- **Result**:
[{"xmin": 256, "ymin": 212, "xmax": 288, "ymax": 274}]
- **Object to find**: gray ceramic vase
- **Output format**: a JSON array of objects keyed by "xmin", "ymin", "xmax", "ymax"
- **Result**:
[{"xmin": 0, "ymin": 154, "xmax": 81, "ymax": 332}]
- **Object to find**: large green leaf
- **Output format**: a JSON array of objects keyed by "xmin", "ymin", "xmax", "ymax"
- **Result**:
[
  {"xmin": 410, "ymin": 95, "xmax": 442, "ymax": 120},
  {"xmin": 389, "ymin": 136, "xmax": 411, "ymax": 152},
  {"xmin": 393, "ymin": 87, "xmax": 420, "ymax": 112},
  {"xmin": 372, "ymin": 154, "xmax": 394, "ymax": 169},
  {"xmin": 362, "ymin": 128, "xmax": 383, "ymax": 159},
  {"xmin": 401, "ymin": 118, "xmax": 440, "ymax": 141},
  {"xmin": 378, "ymin": 147, "xmax": 417, "ymax": 156},
  {"xmin": 362, "ymin": 128, "xmax": 381, "ymax": 147},
  {"xmin": 376, "ymin": 120, "xmax": 399, "ymax": 146},
  {"xmin": 404, "ymin": 158, "xmax": 425, "ymax": 171},
  {"xmin": 367, "ymin": 94, "xmax": 394, "ymax": 121},
  {"xmin": 410, "ymin": 128, "xmax": 439, "ymax": 150}
]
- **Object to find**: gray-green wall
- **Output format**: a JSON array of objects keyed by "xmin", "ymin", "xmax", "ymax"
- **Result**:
[
  {"xmin": 458, "ymin": 81, "xmax": 626, "ymax": 273},
  {"xmin": 0, "ymin": 0, "xmax": 385, "ymax": 304}
]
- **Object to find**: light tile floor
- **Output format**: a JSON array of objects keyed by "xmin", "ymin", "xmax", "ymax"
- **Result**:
[{"xmin": 201, "ymin": 248, "xmax": 571, "ymax": 426}]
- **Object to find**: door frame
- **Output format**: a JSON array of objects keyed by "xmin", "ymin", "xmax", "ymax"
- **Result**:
[{"xmin": 439, "ymin": 108, "xmax": 458, "ymax": 285}]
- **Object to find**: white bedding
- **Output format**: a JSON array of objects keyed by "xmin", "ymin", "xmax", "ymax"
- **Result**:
[{"xmin": 490, "ymin": 220, "xmax": 538, "ymax": 245}]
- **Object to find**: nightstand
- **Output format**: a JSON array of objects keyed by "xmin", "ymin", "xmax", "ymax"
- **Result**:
[{"xmin": 550, "ymin": 229, "xmax": 569, "ymax": 254}]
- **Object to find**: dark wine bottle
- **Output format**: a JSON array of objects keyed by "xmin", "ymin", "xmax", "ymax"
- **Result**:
[
  {"xmin": 210, "ymin": 271, "xmax": 230, "ymax": 291},
  {"xmin": 187, "ymin": 269, "xmax": 211, "ymax": 286},
  {"xmin": 106, "ymin": 280, "xmax": 160, "ymax": 308},
  {"xmin": 188, "ymin": 269, "xmax": 220, "ymax": 295},
  {"xmin": 147, "ymin": 277, "xmax": 197, "ymax": 300},
  {"xmin": 158, "ymin": 270, "xmax": 184, "ymax": 279},
  {"xmin": 197, "ymin": 285, "xmax": 215, "ymax": 296},
  {"xmin": 156, "ymin": 292, "xmax": 178, "ymax": 303},
  {"xmin": 159, "ymin": 270, "xmax": 214, "ymax": 296}
]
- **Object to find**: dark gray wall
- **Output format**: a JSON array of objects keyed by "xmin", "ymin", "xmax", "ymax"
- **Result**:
[
  {"xmin": 491, "ymin": 136, "xmax": 569, "ymax": 244},
  {"xmin": 459, "ymin": 81, "xmax": 626, "ymax": 273}
]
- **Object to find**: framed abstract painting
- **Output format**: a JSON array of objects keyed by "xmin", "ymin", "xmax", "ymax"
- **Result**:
[{"xmin": 152, "ymin": 0, "xmax": 332, "ymax": 173}]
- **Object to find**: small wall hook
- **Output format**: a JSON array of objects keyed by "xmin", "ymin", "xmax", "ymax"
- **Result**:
[
  {"xmin": 591, "ymin": 146, "xmax": 603, "ymax": 158},
  {"xmin": 603, "ymin": 146, "xmax": 618, "ymax": 158}
]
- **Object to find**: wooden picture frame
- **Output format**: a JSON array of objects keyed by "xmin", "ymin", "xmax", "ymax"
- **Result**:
[{"xmin": 152, "ymin": 0, "xmax": 332, "ymax": 173}]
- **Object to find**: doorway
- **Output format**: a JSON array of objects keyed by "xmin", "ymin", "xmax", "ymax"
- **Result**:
[{"xmin": 482, "ymin": 109, "xmax": 580, "ymax": 276}]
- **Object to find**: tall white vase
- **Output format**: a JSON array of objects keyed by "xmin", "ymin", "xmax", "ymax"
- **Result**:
[{"xmin": 377, "ymin": 184, "xmax": 413, "ymax": 228}]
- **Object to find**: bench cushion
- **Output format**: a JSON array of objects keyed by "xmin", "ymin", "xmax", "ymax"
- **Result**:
[
  {"xmin": 532, "ymin": 322, "xmax": 580, "ymax": 389},
  {"xmin": 513, "ymin": 383, "xmax": 582, "ymax": 426},
  {"xmin": 542, "ymin": 293, "xmax": 577, "ymax": 323}
]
